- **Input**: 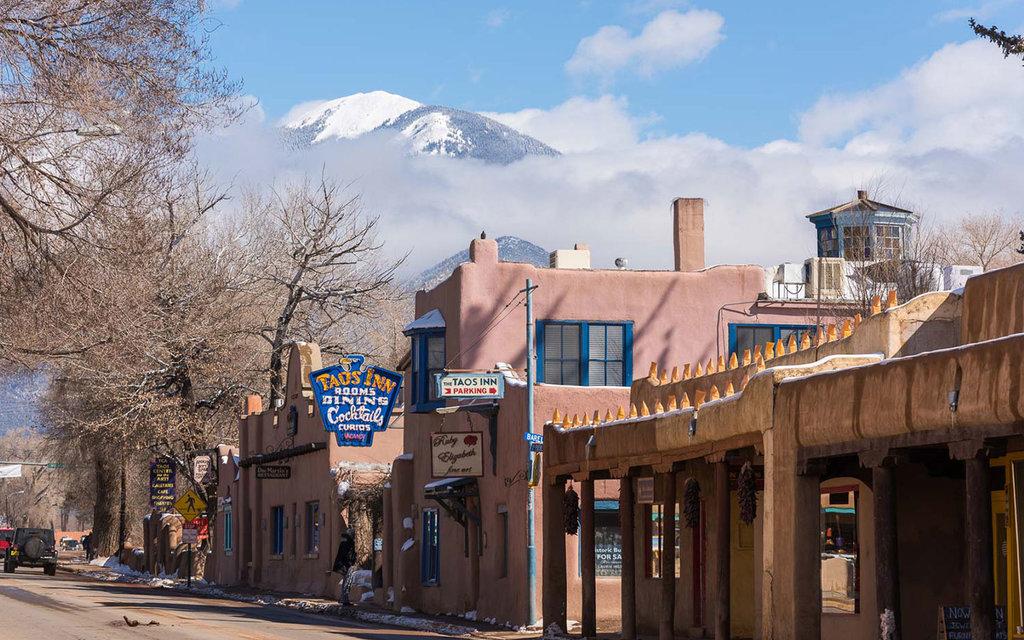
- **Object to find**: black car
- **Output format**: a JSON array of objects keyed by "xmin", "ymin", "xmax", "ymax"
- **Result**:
[{"xmin": 5, "ymin": 528, "xmax": 57, "ymax": 575}]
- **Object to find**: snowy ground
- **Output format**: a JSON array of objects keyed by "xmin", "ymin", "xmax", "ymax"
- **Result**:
[{"xmin": 71, "ymin": 557, "xmax": 537, "ymax": 638}]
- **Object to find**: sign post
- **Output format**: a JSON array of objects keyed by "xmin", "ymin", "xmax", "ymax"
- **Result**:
[{"xmin": 309, "ymin": 354, "xmax": 403, "ymax": 447}]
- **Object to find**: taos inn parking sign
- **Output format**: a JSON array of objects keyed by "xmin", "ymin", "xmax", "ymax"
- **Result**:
[
  {"xmin": 435, "ymin": 371, "xmax": 504, "ymax": 400},
  {"xmin": 309, "ymin": 354, "xmax": 402, "ymax": 447}
]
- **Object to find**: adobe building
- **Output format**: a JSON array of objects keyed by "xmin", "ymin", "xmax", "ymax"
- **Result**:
[
  {"xmin": 208, "ymin": 343, "xmax": 403, "ymax": 598},
  {"xmin": 383, "ymin": 198, "xmax": 857, "ymax": 628},
  {"xmin": 542, "ymin": 263, "xmax": 1024, "ymax": 640}
]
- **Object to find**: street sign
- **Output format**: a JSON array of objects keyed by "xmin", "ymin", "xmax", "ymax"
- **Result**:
[
  {"xmin": 149, "ymin": 459, "xmax": 175, "ymax": 510},
  {"xmin": 309, "ymin": 354, "xmax": 403, "ymax": 447},
  {"xmin": 523, "ymin": 432, "xmax": 543, "ymax": 444},
  {"xmin": 436, "ymin": 372, "xmax": 504, "ymax": 400},
  {"xmin": 255, "ymin": 465, "xmax": 291, "ymax": 480},
  {"xmin": 174, "ymin": 489, "xmax": 206, "ymax": 522}
]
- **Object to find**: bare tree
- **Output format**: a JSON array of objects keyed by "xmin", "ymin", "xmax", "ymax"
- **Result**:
[
  {"xmin": 18, "ymin": 169, "xmax": 261, "ymax": 553},
  {"xmin": 0, "ymin": 0, "xmax": 241, "ymax": 263},
  {"xmin": 936, "ymin": 212, "xmax": 1023, "ymax": 271},
  {"xmin": 245, "ymin": 176, "xmax": 403, "ymax": 406}
]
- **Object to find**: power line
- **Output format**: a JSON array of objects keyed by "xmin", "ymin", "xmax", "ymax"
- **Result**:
[{"xmin": 444, "ymin": 290, "xmax": 525, "ymax": 369}]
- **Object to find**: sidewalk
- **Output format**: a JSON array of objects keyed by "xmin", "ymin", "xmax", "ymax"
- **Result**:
[{"xmin": 60, "ymin": 557, "xmax": 543, "ymax": 639}]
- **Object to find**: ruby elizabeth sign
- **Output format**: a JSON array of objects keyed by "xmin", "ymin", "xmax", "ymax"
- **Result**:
[{"xmin": 431, "ymin": 432, "xmax": 484, "ymax": 477}]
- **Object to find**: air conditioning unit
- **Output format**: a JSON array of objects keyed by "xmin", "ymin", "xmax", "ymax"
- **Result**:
[
  {"xmin": 942, "ymin": 265, "xmax": 983, "ymax": 291},
  {"xmin": 804, "ymin": 257, "xmax": 846, "ymax": 299},
  {"xmin": 770, "ymin": 263, "xmax": 806, "ymax": 300}
]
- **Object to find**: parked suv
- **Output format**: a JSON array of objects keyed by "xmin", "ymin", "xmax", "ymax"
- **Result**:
[{"xmin": 5, "ymin": 528, "xmax": 57, "ymax": 575}]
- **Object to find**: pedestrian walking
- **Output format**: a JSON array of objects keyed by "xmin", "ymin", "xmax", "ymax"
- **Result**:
[{"xmin": 333, "ymin": 527, "xmax": 356, "ymax": 605}]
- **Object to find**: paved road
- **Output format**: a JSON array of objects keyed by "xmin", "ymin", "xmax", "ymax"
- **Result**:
[{"xmin": 0, "ymin": 567, "xmax": 450, "ymax": 639}]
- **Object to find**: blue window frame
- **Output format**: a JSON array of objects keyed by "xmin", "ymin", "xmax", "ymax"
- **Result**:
[
  {"xmin": 271, "ymin": 506, "xmax": 284, "ymax": 556},
  {"xmin": 223, "ymin": 504, "xmax": 233, "ymax": 552},
  {"xmin": 410, "ymin": 331, "xmax": 445, "ymax": 412},
  {"xmin": 421, "ymin": 508, "xmax": 440, "ymax": 585},
  {"xmin": 728, "ymin": 323, "xmax": 815, "ymax": 358},
  {"xmin": 537, "ymin": 321, "xmax": 633, "ymax": 387}
]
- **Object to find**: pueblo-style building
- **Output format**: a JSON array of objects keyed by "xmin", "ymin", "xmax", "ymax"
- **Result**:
[
  {"xmin": 207, "ymin": 343, "xmax": 402, "ymax": 598},
  {"xmin": 542, "ymin": 263, "xmax": 1024, "ymax": 639},
  {"xmin": 383, "ymin": 198, "xmax": 857, "ymax": 628}
]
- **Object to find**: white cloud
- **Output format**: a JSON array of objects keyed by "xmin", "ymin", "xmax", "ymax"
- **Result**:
[
  {"xmin": 798, "ymin": 40, "xmax": 1024, "ymax": 154},
  {"xmin": 484, "ymin": 8, "xmax": 511, "ymax": 28},
  {"xmin": 481, "ymin": 96, "xmax": 645, "ymax": 152},
  {"xmin": 196, "ymin": 38, "xmax": 1024, "ymax": 278},
  {"xmin": 566, "ymin": 9, "xmax": 724, "ymax": 79}
]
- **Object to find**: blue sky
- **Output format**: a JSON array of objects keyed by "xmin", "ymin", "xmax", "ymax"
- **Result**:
[{"xmin": 207, "ymin": 0, "xmax": 1024, "ymax": 146}]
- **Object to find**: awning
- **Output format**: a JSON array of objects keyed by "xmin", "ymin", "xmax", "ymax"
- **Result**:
[
  {"xmin": 403, "ymin": 309, "xmax": 445, "ymax": 335},
  {"xmin": 424, "ymin": 477, "xmax": 479, "ymax": 527}
]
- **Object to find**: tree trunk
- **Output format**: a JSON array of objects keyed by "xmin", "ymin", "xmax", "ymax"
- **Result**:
[{"xmin": 92, "ymin": 456, "xmax": 120, "ymax": 555}]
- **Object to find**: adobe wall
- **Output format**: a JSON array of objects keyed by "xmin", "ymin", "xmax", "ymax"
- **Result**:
[
  {"xmin": 414, "ymin": 238, "xmax": 847, "ymax": 381},
  {"xmin": 961, "ymin": 263, "xmax": 1024, "ymax": 343},
  {"xmin": 215, "ymin": 343, "xmax": 402, "ymax": 598},
  {"xmin": 395, "ymin": 381, "xmax": 628, "ymax": 626}
]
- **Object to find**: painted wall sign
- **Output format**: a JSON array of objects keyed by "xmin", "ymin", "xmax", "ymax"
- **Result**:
[
  {"xmin": 149, "ymin": 458, "xmax": 175, "ymax": 510},
  {"xmin": 435, "ymin": 372, "xmax": 504, "ymax": 400},
  {"xmin": 937, "ymin": 605, "xmax": 1007, "ymax": 639},
  {"xmin": 255, "ymin": 465, "xmax": 291, "ymax": 480},
  {"xmin": 309, "ymin": 354, "xmax": 403, "ymax": 447},
  {"xmin": 430, "ymin": 432, "xmax": 484, "ymax": 478}
]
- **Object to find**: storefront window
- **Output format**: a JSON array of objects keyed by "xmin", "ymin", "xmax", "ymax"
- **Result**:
[
  {"xmin": 421, "ymin": 508, "xmax": 440, "ymax": 585},
  {"xmin": 305, "ymin": 501, "xmax": 320, "ymax": 554},
  {"xmin": 271, "ymin": 506, "xmax": 285, "ymax": 556},
  {"xmin": 821, "ymin": 488, "xmax": 859, "ymax": 614},
  {"xmin": 595, "ymin": 502, "xmax": 622, "ymax": 577},
  {"xmin": 647, "ymin": 503, "xmax": 680, "ymax": 579}
]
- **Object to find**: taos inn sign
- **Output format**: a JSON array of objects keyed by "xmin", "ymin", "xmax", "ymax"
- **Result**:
[
  {"xmin": 309, "ymin": 354, "xmax": 403, "ymax": 447},
  {"xmin": 435, "ymin": 371, "xmax": 504, "ymax": 400}
]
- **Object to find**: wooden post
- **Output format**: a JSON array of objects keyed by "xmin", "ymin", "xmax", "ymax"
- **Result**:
[
  {"xmin": 620, "ymin": 476, "xmax": 637, "ymax": 640},
  {"xmin": 966, "ymin": 452, "xmax": 994, "ymax": 640},
  {"xmin": 581, "ymin": 479, "xmax": 597, "ymax": 639},
  {"xmin": 542, "ymin": 477, "xmax": 568, "ymax": 635},
  {"xmin": 661, "ymin": 471, "xmax": 677, "ymax": 640},
  {"xmin": 714, "ymin": 461, "xmax": 731, "ymax": 639},
  {"xmin": 873, "ymin": 463, "xmax": 901, "ymax": 639}
]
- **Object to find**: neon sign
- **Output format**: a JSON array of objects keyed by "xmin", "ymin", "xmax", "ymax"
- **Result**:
[{"xmin": 309, "ymin": 354, "xmax": 403, "ymax": 447}]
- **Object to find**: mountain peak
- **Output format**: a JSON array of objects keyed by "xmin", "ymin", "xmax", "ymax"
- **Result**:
[
  {"xmin": 281, "ymin": 91, "xmax": 422, "ymax": 143},
  {"xmin": 280, "ymin": 91, "xmax": 559, "ymax": 164},
  {"xmin": 410, "ymin": 235, "xmax": 549, "ymax": 292}
]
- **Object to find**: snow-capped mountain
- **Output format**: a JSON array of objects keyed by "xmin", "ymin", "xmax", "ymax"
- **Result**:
[
  {"xmin": 281, "ymin": 91, "xmax": 559, "ymax": 164},
  {"xmin": 409, "ymin": 236, "xmax": 549, "ymax": 292}
]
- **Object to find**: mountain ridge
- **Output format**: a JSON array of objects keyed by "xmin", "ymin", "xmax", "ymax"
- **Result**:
[
  {"xmin": 281, "ymin": 91, "xmax": 559, "ymax": 164},
  {"xmin": 409, "ymin": 236, "xmax": 549, "ymax": 292}
]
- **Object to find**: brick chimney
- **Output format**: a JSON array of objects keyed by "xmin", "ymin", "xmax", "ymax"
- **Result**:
[{"xmin": 672, "ymin": 198, "xmax": 705, "ymax": 271}]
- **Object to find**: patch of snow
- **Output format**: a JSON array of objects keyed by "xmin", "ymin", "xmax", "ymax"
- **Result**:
[
  {"xmin": 386, "ymin": 587, "xmax": 394, "ymax": 603},
  {"xmin": 360, "ymin": 590, "xmax": 375, "ymax": 602},
  {"xmin": 402, "ymin": 517, "xmax": 414, "ymax": 529},
  {"xmin": 401, "ymin": 538, "xmax": 415, "ymax": 552},
  {"xmin": 337, "ymin": 480, "xmax": 351, "ymax": 498},
  {"xmin": 350, "ymin": 569, "xmax": 372, "ymax": 588},
  {"xmin": 396, "ymin": 453, "xmax": 413, "ymax": 461},
  {"xmin": 400, "ymin": 606, "xmax": 416, "ymax": 614},
  {"xmin": 463, "ymin": 610, "xmax": 477, "ymax": 621},
  {"xmin": 281, "ymin": 91, "xmax": 421, "ymax": 143}
]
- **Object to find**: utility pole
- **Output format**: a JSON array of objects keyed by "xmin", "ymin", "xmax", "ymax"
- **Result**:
[{"xmin": 524, "ymin": 278, "xmax": 538, "ymax": 627}]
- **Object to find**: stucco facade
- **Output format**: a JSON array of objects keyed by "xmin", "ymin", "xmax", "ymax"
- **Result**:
[
  {"xmin": 385, "ymin": 206, "xmax": 853, "ymax": 628},
  {"xmin": 208, "ymin": 344, "xmax": 403, "ymax": 599},
  {"xmin": 543, "ymin": 263, "xmax": 1024, "ymax": 639}
]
